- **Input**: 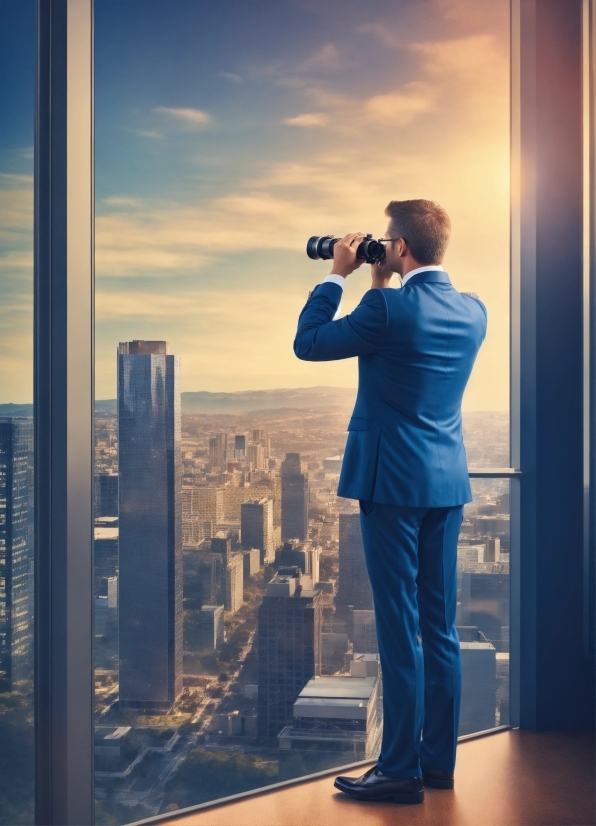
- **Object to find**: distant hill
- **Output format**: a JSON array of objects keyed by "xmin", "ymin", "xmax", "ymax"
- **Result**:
[
  {"xmin": 181, "ymin": 387, "xmax": 356, "ymax": 413},
  {"xmin": 3, "ymin": 392, "xmax": 508, "ymax": 419},
  {"xmin": 94, "ymin": 387, "xmax": 356, "ymax": 416},
  {"xmin": 0, "ymin": 388, "xmax": 356, "ymax": 418},
  {"xmin": 0, "ymin": 404, "xmax": 33, "ymax": 417}
]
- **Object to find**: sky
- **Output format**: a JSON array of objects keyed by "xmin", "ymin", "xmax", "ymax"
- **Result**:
[{"xmin": 0, "ymin": 0, "xmax": 510, "ymax": 409}]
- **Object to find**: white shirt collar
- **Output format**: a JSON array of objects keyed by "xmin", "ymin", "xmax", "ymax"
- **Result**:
[{"xmin": 401, "ymin": 264, "xmax": 444, "ymax": 287}]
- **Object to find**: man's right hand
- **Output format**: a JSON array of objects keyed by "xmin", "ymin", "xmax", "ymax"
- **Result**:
[{"xmin": 331, "ymin": 233, "xmax": 366, "ymax": 278}]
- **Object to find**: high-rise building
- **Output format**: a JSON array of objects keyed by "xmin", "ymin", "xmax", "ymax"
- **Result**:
[
  {"xmin": 196, "ymin": 552, "xmax": 224, "ymax": 607},
  {"xmin": 281, "ymin": 453, "xmax": 308, "ymax": 541},
  {"xmin": 338, "ymin": 513, "xmax": 373, "ymax": 610},
  {"xmin": 94, "ymin": 472, "xmax": 119, "ymax": 517},
  {"xmin": 252, "ymin": 428, "xmax": 271, "ymax": 459},
  {"xmin": 211, "ymin": 534, "xmax": 231, "ymax": 564},
  {"xmin": 484, "ymin": 537, "xmax": 501, "ymax": 562},
  {"xmin": 117, "ymin": 340, "xmax": 182, "ymax": 710},
  {"xmin": 257, "ymin": 572, "xmax": 321, "ymax": 738},
  {"xmin": 241, "ymin": 498, "xmax": 274, "ymax": 563},
  {"xmin": 234, "ymin": 434, "xmax": 246, "ymax": 457},
  {"xmin": 199, "ymin": 605, "xmax": 225, "ymax": 649},
  {"xmin": 247, "ymin": 443, "xmax": 265, "ymax": 470},
  {"xmin": 243, "ymin": 548, "xmax": 261, "ymax": 579},
  {"xmin": 209, "ymin": 433, "xmax": 227, "ymax": 469},
  {"xmin": 0, "ymin": 418, "xmax": 33, "ymax": 688},
  {"xmin": 225, "ymin": 553, "xmax": 244, "ymax": 614}
]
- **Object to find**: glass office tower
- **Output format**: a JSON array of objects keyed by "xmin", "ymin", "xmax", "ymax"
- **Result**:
[{"xmin": 117, "ymin": 341, "xmax": 183, "ymax": 710}]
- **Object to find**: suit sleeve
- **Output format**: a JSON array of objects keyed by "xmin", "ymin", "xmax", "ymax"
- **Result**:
[{"xmin": 293, "ymin": 282, "xmax": 389, "ymax": 362}]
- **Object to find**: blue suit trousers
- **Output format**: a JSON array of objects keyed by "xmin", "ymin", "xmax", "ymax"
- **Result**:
[{"xmin": 359, "ymin": 501, "xmax": 464, "ymax": 778}]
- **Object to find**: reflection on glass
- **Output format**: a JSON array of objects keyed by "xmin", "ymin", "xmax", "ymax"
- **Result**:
[
  {"xmin": 0, "ymin": 1, "xmax": 35, "ymax": 823},
  {"xmin": 94, "ymin": 0, "xmax": 510, "ymax": 821}
]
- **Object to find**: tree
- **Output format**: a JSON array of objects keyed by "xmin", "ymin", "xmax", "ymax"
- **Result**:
[{"xmin": 161, "ymin": 749, "xmax": 277, "ymax": 811}]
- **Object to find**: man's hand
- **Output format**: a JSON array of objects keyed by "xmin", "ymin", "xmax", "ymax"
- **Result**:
[
  {"xmin": 371, "ymin": 259, "xmax": 394, "ymax": 289},
  {"xmin": 331, "ymin": 233, "xmax": 366, "ymax": 278}
]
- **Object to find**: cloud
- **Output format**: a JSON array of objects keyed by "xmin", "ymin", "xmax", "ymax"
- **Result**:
[
  {"xmin": 282, "ymin": 113, "xmax": 330, "ymax": 128},
  {"xmin": 354, "ymin": 23, "xmax": 402, "ymax": 49},
  {"xmin": 0, "ymin": 173, "xmax": 33, "ymax": 186},
  {"xmin": 0, "ymin": 251, "xmax": 33, "ymax": 272},
  {"xmin": 103, "ymin": 196, "xmax": 144, "ymax": 208},
  {"xmin": 0, "ymin": 175, "xmax": 33, "ymax": 245},
  {"xmin": 364, "ymin": 83, "xmax": 435, "ymax": 124},
  {"xmin": 299, "ymin": 43, "xmax": 342, "ymax": 72},
  {"xmin": 136, "ymin": 129, "xmax": 165, "ymax": 140},
  {"xmin": 282, "ymin": 81, "xmax": 434, "ymax": 133},
  {"xmin": 152, "ymin": 106, "xmax": 214, "ymax": 129},
  {"xmin": 218, "ymin": 72, "xmax": 243, "ymax": 83}
]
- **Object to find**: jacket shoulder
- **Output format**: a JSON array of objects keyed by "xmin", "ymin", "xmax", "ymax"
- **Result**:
[{"xmin": 460, "ymin": 291, "xmax": 487, "ymax": 317}]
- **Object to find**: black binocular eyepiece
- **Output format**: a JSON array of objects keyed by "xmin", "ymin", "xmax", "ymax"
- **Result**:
[{"xmin": 306, "ymin": 234, "xmax": 386, "ymax": 265}]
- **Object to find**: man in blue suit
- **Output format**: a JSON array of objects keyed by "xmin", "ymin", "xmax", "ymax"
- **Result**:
[{"xmin": 294, "ymin": 199, "xmax": 486, "ymax": 805}]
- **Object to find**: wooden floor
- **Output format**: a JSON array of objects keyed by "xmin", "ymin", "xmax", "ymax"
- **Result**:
[{"xmin": 159, "ymin": 730, "xmax": 595, "ymax": 826}]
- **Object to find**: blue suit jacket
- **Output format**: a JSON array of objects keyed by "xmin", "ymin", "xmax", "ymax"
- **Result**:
[{"xmin": 293, "ymin": 271, "xmax": 487, "ymax": 507}]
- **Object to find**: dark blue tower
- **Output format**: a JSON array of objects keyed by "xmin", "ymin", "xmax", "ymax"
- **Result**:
[{"xmin": 118, "ymin": 341, "xmax": 182, "ymax": 710}]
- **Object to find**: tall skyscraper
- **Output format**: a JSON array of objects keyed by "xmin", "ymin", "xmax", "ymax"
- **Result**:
[
  {"xmin": 241, "ymin": 498, "xmax": 274, "ymax": 563},
  {"xmin": 0, "ymin": 418, "xmax": 33, "ymax": 688},
  {"xmin": 209, "ymin": 433, "xmax": 227, "ymax": 469},
  {"xmin": 225, "ymin": 553, "xmax": 244, "ymax": 614},
  {"xmin": 247, "ymin": 443, "xmax": 265, "ymax": 470},
  {"xmin": 338, "ymin": 513, "xmax": 373, "ymax": 610},
  {"xmin": 281, "ymin": 453, "xmax": 308, "ymax": 541},
  {"xmin": 257, "ymin": 572, "xmax": 321, "ymax": 738},
  {"xmin": 118, "ymin": 340, "xmax": 182, "ymax": 710},
  {"xmin": 234, "ymin": 434, "xmax": 246, "ymax": 457}
]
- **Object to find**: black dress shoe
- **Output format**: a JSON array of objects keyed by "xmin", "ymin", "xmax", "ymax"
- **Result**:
[
  {"xmin": 422, "ymin": 769, "xmax": 454, "ymax": 789},
  {"xmin": 334, "ymin": 764, "xmax": 424, "ymax": 804}
]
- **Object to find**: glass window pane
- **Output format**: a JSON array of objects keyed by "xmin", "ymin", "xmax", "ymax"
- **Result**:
[
  {"xmin": 0, "ymin": 1, "xmax": 36, "ymax": 823},
  {"xmin": 94, "ymin": 1, "xmax": 510, "ymax": 820}
]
